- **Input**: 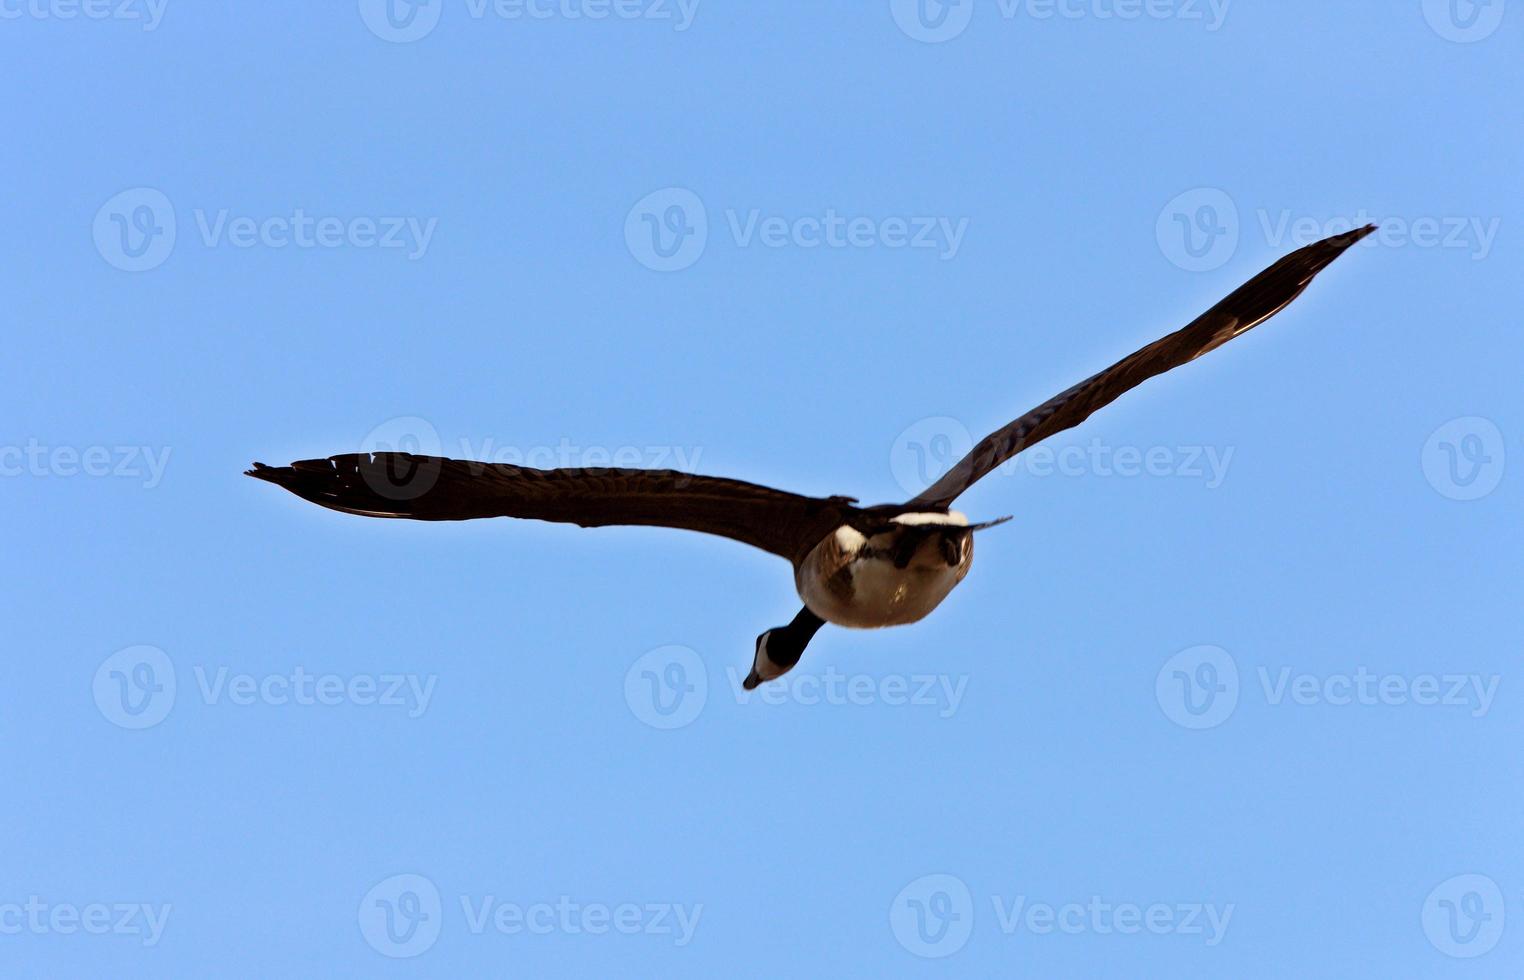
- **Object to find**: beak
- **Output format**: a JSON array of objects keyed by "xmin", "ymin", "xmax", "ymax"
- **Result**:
[
  {"xmin": 967, "ymin": 515, "xmax": 1013, "ymax": 532},
  {"xmin": 743, "ymin": 671, "xmax": 763, "ymax": 691}
]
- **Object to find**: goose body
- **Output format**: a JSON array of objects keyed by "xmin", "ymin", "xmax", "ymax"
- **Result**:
[
  {"xmin": 247, "ymin": 227, "xmax": 1376, "ymax": 691},
  {"xmin": 797, "ymin": 514, "xmax": 974, "ymax": 629}
]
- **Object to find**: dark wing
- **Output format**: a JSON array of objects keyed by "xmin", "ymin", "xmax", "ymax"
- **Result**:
[
  {"xmin": 246, "ymin": 454, "xmax": 858, "ymax": 566},
  {"xmin": 911, "ymin": 225, "xmax": 1376, "ymax": 508}
]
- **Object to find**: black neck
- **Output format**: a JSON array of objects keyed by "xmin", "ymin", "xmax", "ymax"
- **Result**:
[{"xmin": 772, "ymin": 607, "xmax": 826, "ymax": 668}]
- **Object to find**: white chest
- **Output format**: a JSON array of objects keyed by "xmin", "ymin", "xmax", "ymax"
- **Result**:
[{"xmin": 795, "ymin": 521, "xmax": 973, "ymax": 629}]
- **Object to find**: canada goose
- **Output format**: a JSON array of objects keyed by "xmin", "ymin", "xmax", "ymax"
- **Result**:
[{"xmin": 248, "ymin": 225, "xmax": 1375, "ymax": 689}]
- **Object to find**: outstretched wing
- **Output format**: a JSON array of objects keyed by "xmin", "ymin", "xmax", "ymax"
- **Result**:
[
  {"xmin": 911, "ymin": 225, "xmax": 1376, "ymax": 508},
  {"xmin": 247, "ymin": 454, "xmax": 858, "ymax": 566}
]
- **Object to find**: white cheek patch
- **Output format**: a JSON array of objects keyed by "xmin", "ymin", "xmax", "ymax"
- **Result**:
[
  {"xmin": 752, "ymin": 636, "xmax": 784, "ymax": 681},
  {"xmin": 890, "ymin": 511, "xmax": 968, "ymax": 527}
]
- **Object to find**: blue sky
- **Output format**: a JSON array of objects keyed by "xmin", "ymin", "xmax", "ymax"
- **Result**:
[{"xmin": 3, "ymin": 1, "xmax": 1521, "ymax": 976}]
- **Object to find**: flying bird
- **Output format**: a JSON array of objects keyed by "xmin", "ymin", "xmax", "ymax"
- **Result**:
[{"xmin": 249, "ymin": 226, "xmax": 1375, "ymax": 689}]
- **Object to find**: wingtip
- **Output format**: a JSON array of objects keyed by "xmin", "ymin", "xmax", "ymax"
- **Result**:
[
  {"xmin": 1332, "ymin": 223, "xmax": 1379, "ymax": 248},
  {"xmin": 1293, "ymin": 223, "xmax": 1377, "ymax": 270}
]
